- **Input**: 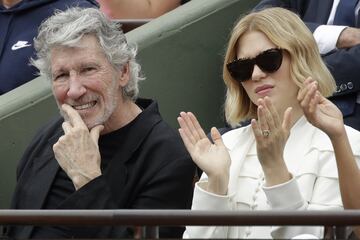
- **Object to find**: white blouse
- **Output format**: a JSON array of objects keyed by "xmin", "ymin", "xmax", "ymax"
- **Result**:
[{"xmin": 184, "ymin": 116, "xmax": 360, "ymax": 239}]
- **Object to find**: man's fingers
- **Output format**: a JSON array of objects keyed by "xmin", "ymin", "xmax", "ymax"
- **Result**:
[
  {"xmin": 90, "ymin": 125, "xmax": 104, "ymax": 143},
  {"xmin": 61, "ymin": 104, "xmax": 87, "ymax": 128},
  {"xmin": 62, "ymin": 121, "xmax": 72, "ymax": 134}
]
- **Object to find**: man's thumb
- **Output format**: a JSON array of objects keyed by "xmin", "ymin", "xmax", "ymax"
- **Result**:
[{"xmin": 90, "ymin": 125, "xmax": 104, "ymax": 142}]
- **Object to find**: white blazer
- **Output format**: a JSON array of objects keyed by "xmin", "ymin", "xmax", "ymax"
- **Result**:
[{"xmin": 184, "ymin": 116, "xmax": 360, "ymax": 239}]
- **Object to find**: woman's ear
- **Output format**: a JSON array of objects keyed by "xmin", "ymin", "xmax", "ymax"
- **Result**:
[{"xmin": 118, "ymin": 63, "xmax": 130, "ymax": 87}]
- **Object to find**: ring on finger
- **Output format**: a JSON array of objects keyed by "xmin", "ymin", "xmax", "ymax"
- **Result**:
[{"xmin": 262, "ymin": 129, "xmax": 270, "ymax": 137}]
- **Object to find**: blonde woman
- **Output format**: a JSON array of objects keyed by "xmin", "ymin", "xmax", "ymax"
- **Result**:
[{"xmin": 178, "ymin": 7, "xmax": 360, "ymax": 239}]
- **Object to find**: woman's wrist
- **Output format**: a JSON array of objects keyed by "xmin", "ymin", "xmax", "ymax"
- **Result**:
[
  {"xmin": 327, "ymin": 125, "xmax": 347, "ymax": 142},
  {"xmin": 207, "ymin": 173, "xmax": 229, "ymax": 195},
  {"xmin": 263, "ymin": 164, "xmax": 291, "ymax": 187}
]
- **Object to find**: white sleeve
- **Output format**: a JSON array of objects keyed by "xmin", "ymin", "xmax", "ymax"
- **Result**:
[
  {"xmin": 263, "ymin": 177, "xmax": 324, "ymax": 239},
  {"xmin": 263, "ymin": 150, "xmax": 343, "ymax": 239},
  {"xmin": 263, "ymin": 176, "xmax": 306, "ymax": 210},
  {"xmin": 313, "ymin": 25, "xmax": 347, "ymax": 54},
  {"xmin": 183, "ymin": 180, "xmax": 234, "ymax": 239}
]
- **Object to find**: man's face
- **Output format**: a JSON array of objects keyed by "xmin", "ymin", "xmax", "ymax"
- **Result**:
[{"xmin": 50, "ymin": 35, "xmax": 127, "ymax": 130}]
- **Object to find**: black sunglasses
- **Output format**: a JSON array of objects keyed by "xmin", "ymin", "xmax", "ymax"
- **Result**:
[{"xmin": 226, "ymin": 48, "xmax": 283, "ymax": 82}]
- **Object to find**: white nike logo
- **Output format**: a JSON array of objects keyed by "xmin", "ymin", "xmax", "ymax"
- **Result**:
[{"xmin": 11, "ymin": 41, "xmax": 32, "ymax": 50}]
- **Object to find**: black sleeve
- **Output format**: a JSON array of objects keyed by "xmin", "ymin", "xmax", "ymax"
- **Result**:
[{"xmin": 323, "ymin": 46, "xmax": 360, "ymax": 96}]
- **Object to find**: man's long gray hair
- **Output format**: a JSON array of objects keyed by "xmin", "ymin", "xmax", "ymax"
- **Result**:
[{"xmin": 31, "ymin": 7, "xmax": 144, "ymax": 100}]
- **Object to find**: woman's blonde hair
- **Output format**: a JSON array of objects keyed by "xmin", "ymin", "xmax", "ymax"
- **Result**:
[{"xmin": 223, "ymin": 7, "xmax": 336, "ymax": 127}]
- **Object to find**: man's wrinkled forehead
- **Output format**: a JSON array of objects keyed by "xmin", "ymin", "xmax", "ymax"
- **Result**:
[{"xmin": 50, "ymin": 35, "xmax": 105, "ymax": 69}]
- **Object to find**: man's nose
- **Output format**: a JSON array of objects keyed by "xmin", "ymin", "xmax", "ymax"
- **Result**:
[
  {"xmin": 67, "ymin": 74, "xmax": 86, "ymax": 99},
  {"xmin": 251, "ymin": 64, "xmax": 266, "ymax": 81}
]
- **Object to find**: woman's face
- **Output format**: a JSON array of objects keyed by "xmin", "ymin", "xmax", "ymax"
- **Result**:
[{"xmin": 236, "ymin": 31, "xmax": 300, "ymax": 117}]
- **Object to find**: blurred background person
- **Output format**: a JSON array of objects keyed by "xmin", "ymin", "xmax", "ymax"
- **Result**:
[
  {"xmin": 255, "ymin": 0, "xmax": 360, "ymax": 131},
  {"xmin": 96, "ymin": 0, "xmax": 190, "ymax": 19},
  {"xmin": 0, "ymin": 0, "xmax": 98, "ymax": 95}
]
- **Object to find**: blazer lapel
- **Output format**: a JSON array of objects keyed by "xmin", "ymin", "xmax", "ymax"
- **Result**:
[
  {"xmin": 12, "ymin": 128, "xmax": 62, "ymax": 208},
  {"xmin": 10, "ymin": 130, "xmax": 61, "ymax": 238}
]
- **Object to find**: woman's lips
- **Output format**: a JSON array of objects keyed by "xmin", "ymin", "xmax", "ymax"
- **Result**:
[{"xmin": 255, "ymin": 85, "xmax": 274, "ymax": 95}]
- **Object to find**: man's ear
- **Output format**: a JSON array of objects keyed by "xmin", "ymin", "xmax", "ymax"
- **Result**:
[{"xmin": 118, "ymin": 63, "xmax": 130, "ymax": 87}]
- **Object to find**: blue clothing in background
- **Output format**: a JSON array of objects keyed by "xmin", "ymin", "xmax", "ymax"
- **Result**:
[
  {"xmin": 0, "ymin": 0, "xmax": 98, "ymax": 95},
  {"xmin": 254, "ymin": 0, "xmax": 360, "ymax": 131}
]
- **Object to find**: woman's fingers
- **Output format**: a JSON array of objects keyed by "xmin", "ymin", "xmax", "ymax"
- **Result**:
[
  {"xmin": 299, "ymin": 82, "xmax": 319, "ymax": 124},
  {"xmin": 282, "ymin": 107, "xmax": 292, "ymax": 133},
  {"xmin": 264, "ymin": 96, "xmax": 279, "ymax": 129},
  {"xmin": 251, "ymin": 118, "xmax": 263, "ymax": 141},
  {"xmin": 177, "ymin": 113, "xmax": 197, "ymax": 146},
  {"xmin": 178, "ymin": 128, "xmax": 195, "ymax": 154},
  {"xmin": 177, "ymin": 111, "xmax": 208, "ymax": 147},
  {"xmin": 308, "ymin": 90, "xmax": 320, "ymax": 114},
  {"xmin": 254, "ymin": 97, "xmax": 292, "ymax": 143},
  {"xmin": 179, "ymin": 112, "xmax": 203, "ymax": 141},
  {"xmin": 257, "ymin": 103, "xmax": 270, "ymax": 135},
  {"xmin": 301, "ymin": 82, "xmax": 317, "ymax": 109},
  {"xmin": 210, "ymin": 127, "xmax": 225, "ymax": 147},
  {"xmin": 297, "ymin": 77, "xmax": 314, "ymax": 102},
  {"xmin": 257, "ymin": 97, "xmax": 280, "ymax": 135},
  {"xmin": 188, "ymin": 112, "xmax": 207, "ymax": 139}
]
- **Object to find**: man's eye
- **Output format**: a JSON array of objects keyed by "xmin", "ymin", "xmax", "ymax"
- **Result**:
[
  {"xmin": 83, "ymin": 67, "xmax": 96, "ymax": 73},
  {"xmin": 54, "ymin": 73, "xmax": 68, "ymax": 81}
]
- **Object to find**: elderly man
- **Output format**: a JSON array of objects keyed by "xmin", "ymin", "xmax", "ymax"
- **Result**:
[{"xmin": 4, "ymin": 7, "xmax": 195, "ymax": 239}]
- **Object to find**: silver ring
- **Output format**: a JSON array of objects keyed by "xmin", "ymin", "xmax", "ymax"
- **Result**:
[{"xmin": 262, "ymin": 130, "xmax": 270, "ymax": 137}]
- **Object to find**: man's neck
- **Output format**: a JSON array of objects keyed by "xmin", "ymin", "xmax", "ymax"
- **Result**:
[
  {"xmin": 1, "ymin": 0, "xmax": 22, "ymax": 8},
  {"xmin": 102, "ymin": 99, "xmax": 143, "ymax": 134}
]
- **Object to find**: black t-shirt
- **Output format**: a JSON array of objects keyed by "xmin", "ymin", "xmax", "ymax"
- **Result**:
[
  {"xmin": 45, "ymin": 115, "xmax": 140, "ymax": 209},
  {"xmin": 32, "ymin": 114, "xmax": 140, "ymax": 237}
]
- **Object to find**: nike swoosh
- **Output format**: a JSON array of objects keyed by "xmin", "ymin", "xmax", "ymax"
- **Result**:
[{"xmin": 11, "ymin": 43, "xmax": 32, "ymax": 50}]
